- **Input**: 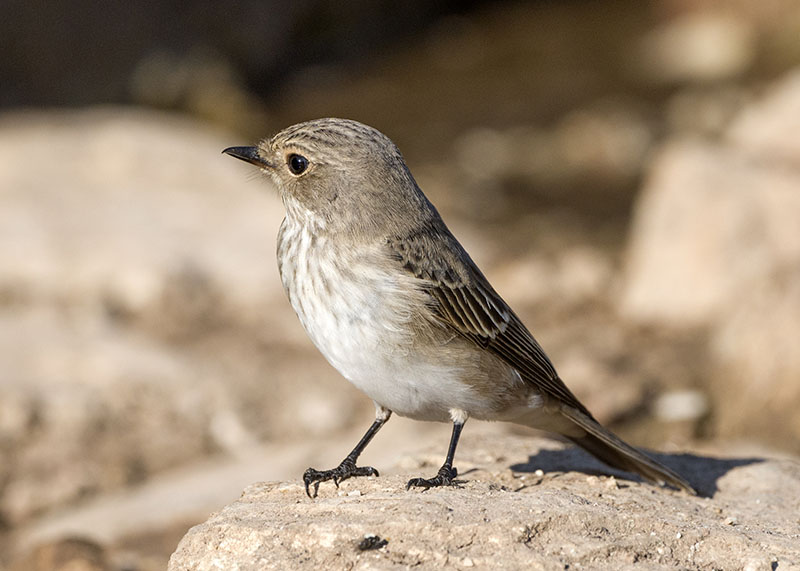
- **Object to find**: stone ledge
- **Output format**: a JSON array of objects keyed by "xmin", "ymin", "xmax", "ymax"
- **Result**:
[{"xmin": 169, "ymin": 433, "xmax": 800, "ymax": 570}]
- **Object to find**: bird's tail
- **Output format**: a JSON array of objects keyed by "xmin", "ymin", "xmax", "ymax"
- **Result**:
[{"xmin": 560, "ymin": 406, "xmax": 696, "ymax": 494}]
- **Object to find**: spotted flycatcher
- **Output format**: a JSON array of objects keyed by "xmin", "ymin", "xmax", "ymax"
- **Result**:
[{"xmin": 223, "ymin": 118, "xmax": 695, "ymax": 497}]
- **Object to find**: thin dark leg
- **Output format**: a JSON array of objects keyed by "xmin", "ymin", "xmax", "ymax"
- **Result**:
[
  {"xmin": 406, "ymin": 421, "xmax": 464, "ymax": 490},
  {"xmin": 303, "ymin": 410, "xmax": 391, "ymax": 498}
]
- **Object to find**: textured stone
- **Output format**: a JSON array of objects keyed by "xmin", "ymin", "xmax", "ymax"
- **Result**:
[{"xmin": 168, "ymin": 431, "xmax": 800, "ymax": 570}]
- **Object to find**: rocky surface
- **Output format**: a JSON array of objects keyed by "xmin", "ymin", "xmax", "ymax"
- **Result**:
[{"xmin": 169, "ymin": 430, "xmax": 800, "ymax": 570}]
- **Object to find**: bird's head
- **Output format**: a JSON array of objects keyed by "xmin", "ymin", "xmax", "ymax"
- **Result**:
[{"xmin": 224, "ymin": 118, "xmax": 434, "ymax": 235}]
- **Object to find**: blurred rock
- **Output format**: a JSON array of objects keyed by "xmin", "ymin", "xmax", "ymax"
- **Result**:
[
  {"xmin": 0, "ymin": 308, "xmax": 223, "ymax": 525},
  {"xmin": 0, "ymin": 108, "xmax": 357, "ymax": 527},
  {"xmin": 727, "ymin": 68, "xmax": 800, "ymax": 163},
  {"xmin": 553, "ymin": 339, "xmax": 645, "ymax": 424},
  {"xmin": 653, "ymin": 389, "xmax": 709, "ymax": 423},
  {"xmin": 492, "ymin": 246, "xmax": 613, "ymax": 308},
  {"xmin": 665, "ymin": 86, "xmax": 749, "ymax": 137},
  {"xmin": 710, "ymin": 264, "xmax": 800, "ymax": 446},
  {"xmin": 0, "ymin": 304, "xmax": 358, "ymax": 526},
  {"xmin": 168, "ymin": 430, "xmax": 800, "ymax": 570},
  {"xmin": 621, "ymin": 69, "xmax": 800, "ymax": 451},
  {"xmin": 619, "ymin": 138, "xmax": 800, "ymax": 328},
  {"xmin": 8, "ymin": 537, "xmax": 109, "ymax": 571},
  {"xmin": 0, "ymin": 107, "xmax": 288, "ymax": 332},
  {"xmin": 633, "ymin": 12, "xmax": 755, "ymax": 84},
  {"xmin": 453, "ymin": 103, "xmax": 653, "ymax": 200},
  {"xmin": 553, "ymin": 105, "xmax": 653, "ymax": 186},
  {"xmin": 650, "ymin": 388, "xmax": 711, "ymax": 444}
]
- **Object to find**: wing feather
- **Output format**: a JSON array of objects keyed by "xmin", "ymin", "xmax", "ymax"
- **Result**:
[{"xmin": 387, "ymin": 224, "xmax": 593, "ymax": 418}]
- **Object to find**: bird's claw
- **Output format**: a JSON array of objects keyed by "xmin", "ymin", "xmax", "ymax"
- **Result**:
[
  {"xmin": 303, "ymin": 459, "xmax": 379, "ymax": 498},
  {"xmin": 406, "ymin": 466, "xmax": 461, "ymax": 490}
]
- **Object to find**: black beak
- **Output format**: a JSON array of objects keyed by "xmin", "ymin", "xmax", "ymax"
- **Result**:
[{"xmin": 222, "ymin": 146, "xmax": 273, "ymax": 169}]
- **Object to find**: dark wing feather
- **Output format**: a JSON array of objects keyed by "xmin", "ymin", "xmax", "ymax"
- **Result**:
[{"xmin": 387, "ymin": 224, "xmax": 594, "ymax": 418}]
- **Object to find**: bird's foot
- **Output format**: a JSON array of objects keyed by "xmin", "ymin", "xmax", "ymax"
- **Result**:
[
  {"xmin": 303, "ymin": 458, "xmax": 379, "ymax": 498},
  {"xmin": 406, "ymin": 465, "xmax": 462, "ymax": 490}
]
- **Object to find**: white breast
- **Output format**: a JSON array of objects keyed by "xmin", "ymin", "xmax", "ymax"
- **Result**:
[{"xmin": 277, "ymin": 211, "xmax": 481, "ymax": 422}]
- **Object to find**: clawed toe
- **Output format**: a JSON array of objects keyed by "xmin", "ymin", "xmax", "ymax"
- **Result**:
[
  {"xmin": 303, "ymin": 460, "xmax": 379, "ymax": 498},
  {"xmin": 406, "ymin": 466, "xmax": 461, "ymax": 490}
]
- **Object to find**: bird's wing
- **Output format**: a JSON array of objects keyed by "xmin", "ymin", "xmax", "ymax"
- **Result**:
[{"xmin": 387, "ymin": 224, "xmax": 594, "ymax": 418}]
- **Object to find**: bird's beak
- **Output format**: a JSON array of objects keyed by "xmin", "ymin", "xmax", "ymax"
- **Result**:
[{"xmin": 222, "ymin": 146, "xmax": 273, "ymax": 169}]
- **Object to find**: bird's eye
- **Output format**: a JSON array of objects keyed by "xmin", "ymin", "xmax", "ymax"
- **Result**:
[{"xmin": 287, "ymin": 154, "xmax": 309, "ymax": 175}]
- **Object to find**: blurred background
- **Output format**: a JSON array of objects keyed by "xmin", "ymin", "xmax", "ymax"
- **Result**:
[{"xmin": 2, "ymin": 0, "xmax": 800, "ymax": 569}]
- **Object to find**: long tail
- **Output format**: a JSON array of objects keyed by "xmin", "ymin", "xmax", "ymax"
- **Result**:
[{"xmin": 560, "ymin": 407, "xmax": 696, "ymax": 494}]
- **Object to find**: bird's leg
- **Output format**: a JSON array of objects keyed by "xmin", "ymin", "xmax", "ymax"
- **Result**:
[
  {"xmin": 407, "ymin": 420, "xmax": 465, "ymax": 490},
  {"xmin": 303, "ymin": 407, "xmax": 391, "ymax": 498}
]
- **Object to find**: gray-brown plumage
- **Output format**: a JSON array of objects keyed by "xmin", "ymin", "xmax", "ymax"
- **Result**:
[{"xmin": 223, "ymin": 118, "xmax": 695, "ymax": 497}]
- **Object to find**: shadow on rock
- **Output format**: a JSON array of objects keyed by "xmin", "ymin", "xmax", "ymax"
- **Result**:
[{"xmin": 511, "ymin": 447, "xmax": 763, "ymax": 497}]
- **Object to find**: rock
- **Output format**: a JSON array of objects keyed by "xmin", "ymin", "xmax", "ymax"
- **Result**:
[
  {"xmin": 632, "ymin": 12, "xmax": 755, "ymax": 84},
  {"xmin": 665, "ymin": 85, "xmax": 749, "ymax": 138},
  {"xmin": 0, "ymin": 107, "xmax": 288, "ymax": 334},
  {"xmin": 0, "ymin": 108, "xmax": 353, "ymax": 526},
  {"xmin": 619, "ymin": 70, "xmax": 800, "ymax": 451},
  {"xmin": 653, "ymin": 389, "xmax": 709, "ymax": 424},
  {"xmin": 619, "ymin": 138, "xmax": 800, "ymax": 328},
  {"xmin": 7, "ymin": 538, "xmax": 109, "ymax": 571},
  {"xmin": 491, "ymin": 246, "xmax": 613, "ymax": 308},
  {"xmin": 710, "ymin": 264, "xmax": 800, "ymax": 447},
  {"xmin": 452, "ymin": 103, "xmax": 652, "ymax": 209},
  {"xmin": 727, "ymin": 68, "xmax": 800, "ymax": 164},
  {"xmin": 622, "ymin": 69, "xmax": 800, "ymax": 329},
  {"xmin": 0, "ymin": 307, "xmax": 223, "ymax": 525},
  {"xmin": 168, "ymin": 431, "xmax": 800, "ymax": 570},
  {"xmin": 0, "ymin": 301, "xmax": 358, "ymax": 526}
]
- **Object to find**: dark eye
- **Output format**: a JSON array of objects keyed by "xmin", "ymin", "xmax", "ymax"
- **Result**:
[{"xmin": 287, "ymin": 154, "xmax": 308, "ymax": 175}]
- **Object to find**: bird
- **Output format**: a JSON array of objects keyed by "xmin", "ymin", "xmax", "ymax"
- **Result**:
[{"xmin": 223, "ymin": 118, "xmax": 695, "ymax": 498}]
